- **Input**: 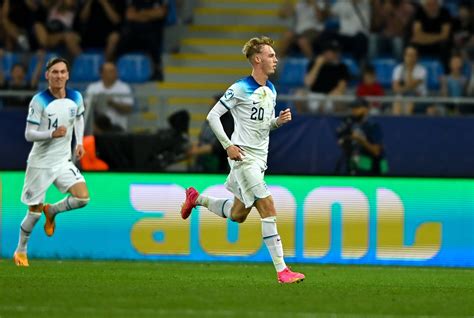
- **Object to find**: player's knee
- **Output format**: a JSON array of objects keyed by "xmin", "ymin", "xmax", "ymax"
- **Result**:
[
  {"xmin": 29, "ymin": 204, "xmax": 43, "ymax": 212},
  {"xmin": 232, "ymin": 215, "xmax": 247, "ymax": 223},
  {"xmin": 70, "ymin": 196, "xmax": 90, "ymax": 209}
]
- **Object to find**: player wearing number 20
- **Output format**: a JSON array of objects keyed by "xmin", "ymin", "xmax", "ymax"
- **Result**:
[
  {"xmin": 13, "ymin": 57, "xmax": 90, "ymax": 267},
  {"xmin": 181, "ymin": 36, "xmax": 305, "ymax": 283}
]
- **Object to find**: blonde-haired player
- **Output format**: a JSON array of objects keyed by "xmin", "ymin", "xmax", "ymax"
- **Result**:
[
  {"xmin": 13, "ymin": 57, "xmax": 90, "ymax": 266},
  {"xmin": 181, "ymin": 36, "xmax": 305, "ymax": 283}
]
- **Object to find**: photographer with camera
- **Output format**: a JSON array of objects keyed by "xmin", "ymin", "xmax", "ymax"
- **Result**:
[{"xmin": 336, "ymin": 97, "xmax": 388, "ymax": 176}]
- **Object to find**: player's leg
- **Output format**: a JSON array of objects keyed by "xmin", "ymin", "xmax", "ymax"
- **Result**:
[
  {"xmin": 181, "ymin": 164, "xmax": 246, "ymax": 220},
  {"xmin": 255, "ymin": 195, "xmax": 305, "ymax": 284},
  {"xmin": 14, "ymin": 204, "xmax": 42, "ymax": 266},
  {"xmin": 197, "ymin": 191, "xmax": 251, "ymax": 222},
  {"xmin": 15, "ymin": 167, "xmax": 53, "ymax": 266},
  {"xmin": 43, "ymin": 164, "xmax": 89, "ymax": 236},
  {"xmin": 181, "ymin": 187, "xmax": 251, "ymax": 220}
]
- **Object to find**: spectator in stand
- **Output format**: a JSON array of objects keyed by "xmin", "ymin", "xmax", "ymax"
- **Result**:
[
  {"xmin": 370, "ymin": 0, "xmax": 414, "ymax": 60},
  {"xmin": 85, "ymin": 61, "xmax": 134, "ymax": 133},
  {"xmin": 1, "ymin": 0, "xmax": 36, "ymax": 51},
  {"xmin": 319, "ymin": 0, "xmax": 370, "ymax": 64},
  {"xmin": 356, "ymin": 64, "xmax": 385, "ymax": 114},
  {"xmin": 296, "ymin": 40, "xmax": 349, "ymax": 113},
  {"xmin": 114, "ymin": 0, "xmax": 168, "ymax": 81},
  {"xmin": 391, "ymin": 45, "xmax": 428, "ymax": 115},
  {"xmin": 452, "ymin": 1, "xmax": 474, "ymax": 55},
  {"xmin": 32, "ymin": 0, "xmax": 82, "ymax": 58},
  {"xmin": 440, "ymin": 53, "xmax": 469, "ymax": 114},
  {"xmin": 408, "ymin": 0, "xmax": 452, "ymax": 70},
  {"xmin": 277, "ymin": 0, "xmax": 327, "ymax": 59},
  {"xmin": 0, "ymin": 49, "xmax": 45, "ymax": 109},
  {"xmin": 75, "ymin": 0, "xmax": 126, "ymax": 61}
]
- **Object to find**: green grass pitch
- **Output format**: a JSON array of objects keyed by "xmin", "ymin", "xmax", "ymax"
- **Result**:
[{"xmin": 0, "ymin": 260, "xmax": 473, "ymax": 318}]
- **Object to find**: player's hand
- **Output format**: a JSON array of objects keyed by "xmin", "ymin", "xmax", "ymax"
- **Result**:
[
  {"xmin": 75, "ymin": 144, "xmax": 86, "ymax": 160},
  {"xmin": 276, "ymin": 108, "xmax": 292, "ymax": 126},
  {"xmin": 226, "ymin": 145, "xmax": 245, "ymax": 161},
  {"xmin": 52, "ymin": 125, "xmax": 67, "ymax": 138}
]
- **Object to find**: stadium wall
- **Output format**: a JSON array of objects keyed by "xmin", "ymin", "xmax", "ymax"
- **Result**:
[{"xmin": 1, "ymin": 172, "xmax": 472, "ymax": 267}]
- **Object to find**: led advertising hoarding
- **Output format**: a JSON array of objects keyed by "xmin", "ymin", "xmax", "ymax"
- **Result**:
[{"xmin": 1, "ymin": 172, "xmax": 472, "ymax": 266}]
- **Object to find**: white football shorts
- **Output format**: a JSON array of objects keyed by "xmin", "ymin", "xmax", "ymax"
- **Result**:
[
  {"xmin": 21, "ymin": 161, "xmax": 85, "ymax": 205},
  {"xmin": 225, "ymin": 157, "xmax": 271, "ymax": 208}
]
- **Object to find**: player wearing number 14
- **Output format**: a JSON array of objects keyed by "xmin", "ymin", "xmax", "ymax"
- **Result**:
[{"xmin": 13, "ymin": 57, "xmax": 90, "ymax": 267}]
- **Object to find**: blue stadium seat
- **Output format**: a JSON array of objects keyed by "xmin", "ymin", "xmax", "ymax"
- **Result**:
[
  {"xmin": 420, "ymin": 59, "xmax": 444, "ymax": 91},
  {"xmin": 71, "ymin": 53, "xmax": 104, "ymax": 82},
  {"xmin": 117, "ymin": 54, "xmax": 152, "ymax": 83},
  {"xmin": 279, "ymin": 58, "xmax": 309, "ymax": 88},
  {"xmin": 324, "ymin": 18, "xmax": 340, "ymax": 31},
  {"xmin": 342, "ymin": 57, "xmax": 360, "ymax": 79},
  {"xmin": 2, "ymin": 52, "xmax": 20, "ymax": 80},
  {"xmin": 372, "ymin": 58, "xmax": 397, "ymax": 89},
  {"xmin": 166, "ymin": 0, "xmax": 177, "ymax": 26}
]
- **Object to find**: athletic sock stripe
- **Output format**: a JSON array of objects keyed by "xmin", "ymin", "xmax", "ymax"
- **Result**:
[
  {"xmin": 221, "ymin": 199, "xmax": 230, "ymax": 218},
  {"xmin": 263, "ymin": 234, "xmax": 279, "ymax": 240},
  {"xmin": 20, "ymin": 226, "xmax": 31, "ymax": 235},
  {"xmin": 66, "ymin": 196, "xmax": 72, "ymax": 210}
]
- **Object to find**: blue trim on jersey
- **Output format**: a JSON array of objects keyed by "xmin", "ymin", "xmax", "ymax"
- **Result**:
[
  {"xmin": 27, "ymin": 119, "xmax": 40, "ymax": 125},
  {"xmin": 34, "ymin": 89, "xmax": 56, "ymax": 109},
  {"xmin": 266, "ymin": 80, "xmax": 276, "ymax": 95},
  {"xmin": 219, "ymin": 99, "xmax": 231, "ymax": 110},
  {"xmin": 235, "ymin": 76, "xmax": 276, "ymax": 96},
  {"xmin": 33, "ymin": 88, "xmax": 83, "ymax": 109},
  {"xmin": 66, "ymin": 88, "xmax": 82, "ymax": 105}
]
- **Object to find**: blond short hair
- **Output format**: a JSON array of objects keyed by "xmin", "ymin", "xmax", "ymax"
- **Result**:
[{"xmin": 242, "ymin": 36, "xmax": 274, "ymax": 61}]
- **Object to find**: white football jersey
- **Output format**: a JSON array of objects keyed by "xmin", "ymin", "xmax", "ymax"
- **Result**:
[
  {"xmin": 219, "ymin": 76, "xmax": 277, "ymax": 163},
  {"xmin": 26, "ymin": 88, "xmax": 85, "ymax": 168}
]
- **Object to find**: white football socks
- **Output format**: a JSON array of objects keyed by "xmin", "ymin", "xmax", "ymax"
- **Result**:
[
  {"xmin": 16, "ymin": 210, "xmax": 41, "ymax": 253},
  {"xmin": 48, "ymin": 196, "xmax": 89, "ymax": 216},
  {"xmin": 196, "ymin": 195, "xmax": 233, "ymax": 219},
  {"xmin": 262, "ymin": 216, "xmax": 287, "ymax": 272}
]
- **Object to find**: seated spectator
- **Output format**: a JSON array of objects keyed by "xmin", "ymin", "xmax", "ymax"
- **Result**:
[
  {"xmin": 452, "ymin": 1, "xmax": 474, "ymax": 55},
  {"xmin": 391, "ymin": 46, "xmax": 427, "ymax": 115},
  {"xmin": 188, "ymin": 94, "xmax": 234, "ymax": 173},
  {"xmin": 32, "ymin": 0, "xmax": 82, "ymax": 58},
  {"xmin": 277, "ymin": 0, "xmax": 327, "ymax": 59},
  {"xmin": 0, "ymin": 49, "xmax": 45, "ymax": 108},
  {"xmin": 114, "ymin": 0, "xmax": 168, "ymax": 81},
  {"xmin": 408, "ymin": 0, "xmax": 452, "ymax": 70},
  {"xmin": 85, "ymin": 61, "xmax": 134, "ymax": 133},
  {"xmin": 318, "ymin": 0, "xmax": 370, "ymax": 64},
  {"xmin": 1, "ymin": 0, "xmax": 36, "ymax": 51},
  {"xmin": 440, "ymin": 53, "xmax": 469, "ymax": 114},
  {"xmin": 370, "ymin": 0, "xmax": 414, "ymax": 60},
  {"xmin": 297, "ymin": 40, "xmax": 349, "ymax": 113},
  {"xmin": 356, "ymin": 64, "xmax": 385, "ymax": 114},
  {"xmin": 75, "ymin": 0, "xmax": 126, "ymax": 61}
]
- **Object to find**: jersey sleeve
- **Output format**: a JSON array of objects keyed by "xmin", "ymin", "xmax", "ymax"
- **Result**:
[
  {"xmin": 26, "ymin": 95, "xmax": 43, "ymax": 125},
  {"xmin": 218, "ymin": 83, "xmax": 245, "ymax": 110},
  {"xmin": 76, "ymin": 92, "xmax": 85, "ymax": 116}
]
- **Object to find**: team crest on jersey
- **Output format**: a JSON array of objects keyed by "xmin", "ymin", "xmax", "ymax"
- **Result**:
[
  {"xmin": 224, "ymin": 89, "xmax": 234, "ymax": 100},
  {"xmin": 69, "ymin": 108, "xmax": 76, "ymax": 118}
]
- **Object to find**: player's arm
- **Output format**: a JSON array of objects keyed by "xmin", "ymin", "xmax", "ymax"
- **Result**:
[
  {"xmin": 207, "ymin": 102, "xmax": 244, "ymax": 161},
  {"xmin": 270, "ymin": 108, "xmax": 292, "ymax": 130},
  {"xmin": 25, "ymin": 122, "xmax": 66, "ymax": 142},
  {"xmin": 74, "ymin": 115, "xmax": 86, "ymax": 160}
]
